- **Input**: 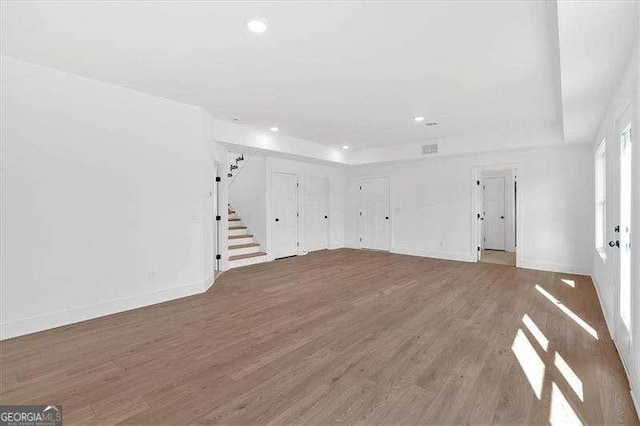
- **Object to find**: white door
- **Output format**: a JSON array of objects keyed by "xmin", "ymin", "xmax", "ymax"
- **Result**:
[
  {"xmin": 213, "ymin": 163, "xmax": 220, "ymax": 271},
  {"xmin": 360, "ymin": 177, "xmax": 390, "ymax": 251},
  {"xmin": 483, "ymin": 177, "xmax": 506, "ymax": 250},
  {"xmin": 273, "ymin": 172, "xmax": 299, "ymax": 259},
  {"xmin": 305, "ymin": 176, "xmax": 329, "ymax": 252},
  {"xmin": 613, "ymin": 108, "xmax": 633, "ymax": 360},
  {"xmin": 477, "ymin": 179, "xmax": 485, "ymax": 259}
]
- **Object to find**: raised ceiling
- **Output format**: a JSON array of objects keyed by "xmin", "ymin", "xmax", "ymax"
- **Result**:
[
  {"xmin": 4, "ymin": 2, "xmax": 637, "ymax": 154},
  {"xmin": 557, "ymin": 1, "xmax": 638, "ymax": 145},
  {"xmin": 1, "ymin": 1, "xmax": 567, "ymax": 150}
]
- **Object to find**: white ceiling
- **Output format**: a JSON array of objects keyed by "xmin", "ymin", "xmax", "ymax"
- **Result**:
[
  {"xmin": 1, "ymin": 1, "xmax": 566, "ymax": 150},
  {"xmin": 557, "ymin": 0, "xmax": 639, "ymax": 145}
]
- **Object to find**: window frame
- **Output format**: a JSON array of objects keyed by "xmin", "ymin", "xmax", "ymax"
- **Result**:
[{"xmin": 595, "ymin": 138, "xmax": 607, "ymax": 261}]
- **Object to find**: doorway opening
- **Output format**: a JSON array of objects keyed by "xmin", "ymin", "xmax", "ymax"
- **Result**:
[{"xmin": 475, "ymin": 167, "xmax": 518, "ymax": 267}]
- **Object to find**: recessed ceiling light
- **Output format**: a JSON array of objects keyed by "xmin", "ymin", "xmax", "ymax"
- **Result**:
[
  {"xmin": 247, "ymin": 19, "xmax": 267, "ymax": 34},
  {"xmin": 342, "ymin": 145, "xmax": 350, "ymax": 150},
  {"xmin": 414, "ymin": 116, "xmax": 425, "ymax": 122},
  {"xmin": 270, "ymin": 126, "xmax": 279, "ymax": 132}
]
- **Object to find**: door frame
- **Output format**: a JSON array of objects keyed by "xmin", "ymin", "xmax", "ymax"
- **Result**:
[
  {"xmin": 471, "ymin": 164, "xmax": 521, "ymax": 266},
  {"xmin": 612, "ymin": 103, "xmax": 634, "ymax": 365},
  {"xmin": 305, "ymin": 174, "xmax": 330, "ymax": 253},
  {"xmin": 270, "ymin": 171, "xmax": 300, "ymax": 260},
  {"xmin": 212, "ymin": 161, "xmax": 222, "ymax": 273},
  {"xmin": 358, "ymin": 175, "xmax": 391, "ymax": 251}
]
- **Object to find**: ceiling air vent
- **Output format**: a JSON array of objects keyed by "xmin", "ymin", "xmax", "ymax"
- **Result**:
[
  {"xmin": 422, "ymin": 144, "xmax": 439, "ymax": 155},
  {"xmin": 423, "ymin": 121, "xmax": 438, "ymax": 127}
]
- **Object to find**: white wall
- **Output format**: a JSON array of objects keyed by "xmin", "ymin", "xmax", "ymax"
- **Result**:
[
  {"xmin": 350, "ymin": 125, "xmax": 564, "ymax": 165},
  {"xmin": 201, "ymin": 123, "xmax": 230, "ymax": 279},
  {"xmin": 345, "ymin": 144, "xmax": 593, "ymax": 274},
  {"xmin": 590, "ymin": 48, "xmax": 639, "ymax": 408},
  {"xmin": 265, "ymin": 158, "xmax": 346, "ymax": 260},
  {"xmin": 207, "ymin": 117, "xmax": 350, "ymax": 165},
  {"xmin": 0, "ymin": 56, "xmax": 214, "ymax": 338}
]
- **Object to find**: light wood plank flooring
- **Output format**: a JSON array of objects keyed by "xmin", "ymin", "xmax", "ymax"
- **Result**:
[
  {"xmin": 1, "ymin": 249, "xmax": 637, "ymax": 424},
  {"xmin": 481, "ymin": 249, "xmax": 517, "ymax": 266}
]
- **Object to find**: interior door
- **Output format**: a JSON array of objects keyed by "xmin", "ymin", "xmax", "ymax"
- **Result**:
[
  {"xmin": 273, "ymin": 172, "xmax": 299, "ymax": 259},
  {"xmin": 213, "ymin": 163, "xmax": 220, "ymax": 272},
  {"xmin": 613, "ymin": 107, "xmax": 633, "ymax": 360},
  {"xmin": 477, "ymin": 178, "xmax": 485, "ymax": 259},
  {"xmin": 483, "ymin": 177, "xmax": 506, "ymax": 250},
  {"xmin": 360, "ymin": 177, "xmax": 390, "ymax": 251},
  {"xmin": 305, "ymin": 176, "xmax": 329, "ymax": 252}
]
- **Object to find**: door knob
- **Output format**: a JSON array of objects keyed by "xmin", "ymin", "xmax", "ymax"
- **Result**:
[
  {"xmin": 609, "ymin": 240, "xmax": 620, "ymax": 248},
  {"xmin": 385, "ymin": 216, "xmax": 389, "ymax": 220},
  {"xmin": 324, "ymin": 215, "xmax": 328, "ymax": 219},
  {"xmin": 275, "ymin": 218, "xmax": 280, "ymax": 222},
  {"xmin": 500, "ymin": 216, "xmax": 504, "ymax": 219}
]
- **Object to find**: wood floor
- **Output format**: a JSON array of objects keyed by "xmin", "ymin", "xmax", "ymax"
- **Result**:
[
  {"xmin": 481, "ymin": 249, "xmax": 517, "ymax": 266},
  {"xmin": 1, "ymin": 249, "xmax": 637, "ymax": 425}
]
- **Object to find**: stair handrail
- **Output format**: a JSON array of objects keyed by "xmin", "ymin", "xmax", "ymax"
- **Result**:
[{"xmin": 229, "ymin": 153, "xmax": 250, "ymax": 187}]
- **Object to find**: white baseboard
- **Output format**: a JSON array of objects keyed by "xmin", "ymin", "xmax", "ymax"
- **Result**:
[
  {"xmin": 518, "ymin": 259, "xmax": 591, "ymax": 275},
  {"xmin": 591, "ymin": 274, "xmax": 615, "ymax": 337},
  {"xmin": 591, "ymin": 274, "xmax": 640, "ymax": 421},
  {"xmin": 1, "ymin": 278, "xmax": 210, "ymax": 340},
  {"xmin": 203, "ymin": 274, "xmax": 215, "ymax": 292},
  {"xmin": 631, "ymin": 382, "xmax": 640, "ymax": 422},
  {"xmin": 391, "ymin": 247, "xmax": 476, "ymax": 263}
]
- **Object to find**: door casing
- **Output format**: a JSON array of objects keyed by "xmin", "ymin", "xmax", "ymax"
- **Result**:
[
  {"xmin": 472, "ymin": 165, "xmax": 521, "ymax": 265},
  {"xmin": 611, "ymin": 105, "xmax": 633, "ymax": 365}
]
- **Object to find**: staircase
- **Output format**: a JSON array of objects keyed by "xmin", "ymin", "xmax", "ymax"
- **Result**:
[{"xmin": 228, "ymin": 205, "xmax": 267, "ymax": 269}]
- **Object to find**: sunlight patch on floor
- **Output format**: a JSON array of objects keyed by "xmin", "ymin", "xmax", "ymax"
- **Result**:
[
  {"xmin": 554, "ymin": 352, "xmax": 583, "ymax": 401},
  {"xmin": 561, "ymin": 279, "xmax": 576, "ymax": 288},
  {"xmin": 512, "ymin": 329, "xmax": 545, "ymax": 399},
  {"xmin": 522, "ymin": 313, "xmax": 549, "ymax": 351},
  {"xmin": 535, "ymin": 285, "xmax": 598, "ymax": 339},
  {"xmin": 550, "ymin": 382, "xmax": 583, "ymax": 426}
]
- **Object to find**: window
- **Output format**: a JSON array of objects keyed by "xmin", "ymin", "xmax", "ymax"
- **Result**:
[{"xmin": 595, "ymin": 138, "xmax": 606, "ymax": 259}]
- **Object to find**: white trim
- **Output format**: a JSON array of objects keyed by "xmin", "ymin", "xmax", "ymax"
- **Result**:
[
  {"xmin": 592, "ymin": 275, "xmax": 640, "ymax": 421},
  {"xmin": 391, "ymin": 247, "xmax": 476, "ymax": 263},
  {"xmin": 203, "ymin": 273, "xmax": 215, "ymax": 292},
  {"xmin": 0, "ymin": 278, "xmax": 211, "ymax": 340},
  {"xmin": 471, "ymin": 163, "xmax": 522, "ymax": 266},
  {"xmin": 592, "ymin": 274, "xmax": 616, "ymax": 337},
  {"xmin": 228, "ymin": 254, "xmax": 267, "ymax": 269},
  {"xmin": 518, "ymin": 259, "xmax": 591, "ymax": 275}
]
